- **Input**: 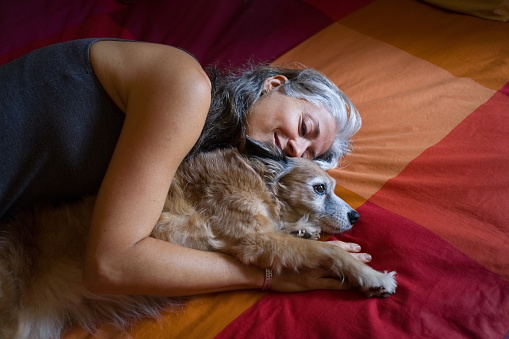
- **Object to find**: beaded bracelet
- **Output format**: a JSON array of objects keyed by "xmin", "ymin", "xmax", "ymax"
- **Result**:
[{"xmin": 261, "ymin": 268, "xmax": 273, "ymax": 291}]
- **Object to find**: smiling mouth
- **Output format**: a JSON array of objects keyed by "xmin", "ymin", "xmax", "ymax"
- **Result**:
[{"xmin": 274, "ymin": 133, "xmax": 282, "ymax": 150}]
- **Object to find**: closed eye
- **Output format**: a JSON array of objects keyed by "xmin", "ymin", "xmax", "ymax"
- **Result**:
[
  {"xmin": 301, "ymin": 150, "xmax": 316, "ymax": 160},
  {"xmin": 301, "ymin": 118, "xmax": 308, "ymax": 136}
]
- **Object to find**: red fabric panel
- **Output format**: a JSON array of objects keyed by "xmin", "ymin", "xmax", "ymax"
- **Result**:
[
  {"xmin": 216, "ymin": 201, "xmax": 509, "ymax": 338},
  {"xmin": 502, "ymin": 81, "xmax": 509, "ymax": 97},
  {"xmin": 369, "ymin": 83, "xmax": 509, "ymax": 278}
]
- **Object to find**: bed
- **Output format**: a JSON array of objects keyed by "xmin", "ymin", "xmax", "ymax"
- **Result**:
[{"xmin": 1, "ymin": 0, "xmax": 508, "ymax": 338}]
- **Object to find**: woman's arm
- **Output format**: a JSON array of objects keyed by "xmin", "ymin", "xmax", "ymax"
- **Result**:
[{"xmin": 84, "ymin": 41, "xmax": 266, "ymax": 295}]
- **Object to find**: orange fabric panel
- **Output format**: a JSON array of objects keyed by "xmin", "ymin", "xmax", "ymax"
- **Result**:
[
  {"xmin": 64, "ymin": 292, "xmax": 264, "ymax": 338},
  {"xmin": 274, "ymin": 22, "xmax": 495, "ymax": 203},
  {"xmin": 339, "ymin": 0, "xmax": 509, "ymax": 90},
  {"xmin": 129, "ymin": 292, "xmax": 264, "ymax": 338},
  {"xmin": 333, "ymin": 185, "xmax": 366, "ymax": 210}
]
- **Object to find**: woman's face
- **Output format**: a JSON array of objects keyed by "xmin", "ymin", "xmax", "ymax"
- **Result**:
[{"xmin": 245, "ymin": 76, "xmax": 337, "ymax": 160}]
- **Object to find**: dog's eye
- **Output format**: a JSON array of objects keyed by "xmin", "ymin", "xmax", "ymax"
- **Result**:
[{"xmin": 313, "ymin": 184, "xmax": 326, "ymax": 195}]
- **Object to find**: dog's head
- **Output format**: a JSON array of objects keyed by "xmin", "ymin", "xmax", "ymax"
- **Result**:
[{"xmin": 243, "ymin": 137, "xmax": 359, "ymax": 234}]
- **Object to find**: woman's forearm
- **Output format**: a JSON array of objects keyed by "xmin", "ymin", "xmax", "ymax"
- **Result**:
[{"xmin": 83, "ymin": 236, "xmax": 265, "ymax": 296}]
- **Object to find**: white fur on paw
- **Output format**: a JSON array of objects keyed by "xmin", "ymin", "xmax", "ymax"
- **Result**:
[{"xmin": 362, "ymin": 271, "xmax": 397, "ymax": 298}]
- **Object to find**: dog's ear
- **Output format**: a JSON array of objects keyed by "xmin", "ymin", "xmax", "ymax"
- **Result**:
[{"xmin": 244, "ymin": 136, "xmax": 287, "ymax": 162}]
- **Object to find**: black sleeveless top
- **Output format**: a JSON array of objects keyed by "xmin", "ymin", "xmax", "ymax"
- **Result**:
[{"xmin": 0, "ymin": 39, "xmax": 125, "ymax": 219}]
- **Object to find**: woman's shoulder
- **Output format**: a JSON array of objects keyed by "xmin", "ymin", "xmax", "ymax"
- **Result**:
[
  {"xmin": 90, "ymin": 40, "xmax": 202, "ymax": 74},
  {"xmin": 90, "ymin": 40, "xmax": 211, "ymax": 114}
]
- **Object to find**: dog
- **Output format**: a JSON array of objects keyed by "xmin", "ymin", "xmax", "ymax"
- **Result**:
[{"xmin": 0, "ymin": 137, "xmax": 396, "ymax": 339}]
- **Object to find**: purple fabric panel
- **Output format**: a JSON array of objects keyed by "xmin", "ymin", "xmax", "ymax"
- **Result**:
[
  {"xmin": 0, "ymin": 0, "xmax": 122, "ymax": 55},
  {"xmin": 108, "ymin": 0, "xmax": 333, "ymax": 66},
  {"xmin": 304, "ymin": 0, "xmax": 375, "ymax": 21},
  {"xmin": 1, "ymin": 0, "xmax": 334, "ymax": 67}
]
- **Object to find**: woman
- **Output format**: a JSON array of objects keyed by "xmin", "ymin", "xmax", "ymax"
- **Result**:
[{"xmin": 0, "ymin": 39, "xmax": 368, "ymax": 296}]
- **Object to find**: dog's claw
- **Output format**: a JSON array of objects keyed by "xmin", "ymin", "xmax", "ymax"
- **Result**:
[{"xmin": 366, "ymin": 286, "xmax": 391, "ymax": 298}]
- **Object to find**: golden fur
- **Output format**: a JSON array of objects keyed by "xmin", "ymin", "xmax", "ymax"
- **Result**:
[{"xmin": 0, "ymin": 139, "xmax": 396, "ymax": 338}]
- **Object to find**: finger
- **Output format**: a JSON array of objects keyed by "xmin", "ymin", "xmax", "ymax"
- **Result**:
[
  {"xmin": 328, "ymin": 240, "xmax": 362, "ymax": 253},
  {"xmin": 327, "ymin": 241, "xmax": 372, "ymax": 262},
  {"xmin": 350, "ymin": 253, "xmax": 372, "ymax": 263}
]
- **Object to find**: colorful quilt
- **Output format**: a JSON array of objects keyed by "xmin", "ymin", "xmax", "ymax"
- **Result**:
[{"xmin": 1, "ymin": 0, "xmax": 508, "ymax": 338}]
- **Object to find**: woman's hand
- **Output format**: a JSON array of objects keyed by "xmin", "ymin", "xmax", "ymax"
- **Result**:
[
  {"xmin": 269, "ymin": 268, "xmax": 352, "ymax": 292},
  {"xmin": 268, "ymin": 240, "xmax": 372, "ymax": 293}
]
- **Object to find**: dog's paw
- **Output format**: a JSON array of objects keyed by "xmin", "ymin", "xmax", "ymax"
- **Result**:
[
  {"xmin": 291, "ymin": 229, "xmax": 321, "ymax": 240},
  {"xmin": 360, "ymin": 271, "xmax": 397, "ymax": 298},
  {"xmin": 304, "ymin": 229, "xmax": 321, "ymax": 240}
]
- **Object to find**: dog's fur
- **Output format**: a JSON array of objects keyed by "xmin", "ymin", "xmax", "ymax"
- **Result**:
[{"xmin": 0, "ymin": 138, "xmax": 396, "ymax": 339}]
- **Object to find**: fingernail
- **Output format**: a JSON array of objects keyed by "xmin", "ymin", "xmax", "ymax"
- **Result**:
[
  {"xmin": 364, "ymin": 254, "xmax": 372, "ymax": 262},
  {"xmin": 353, "ymin": 245, "xmax": 361, "ymax": 252}
]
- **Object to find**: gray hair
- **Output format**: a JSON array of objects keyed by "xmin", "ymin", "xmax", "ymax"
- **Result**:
[
  {"xmin": 261, "ymin": 67, "xmax": 361, "ymax": 170},
  {"xmin": 191, "ymin": 64, "xmax": 361, "ymax": 170}
]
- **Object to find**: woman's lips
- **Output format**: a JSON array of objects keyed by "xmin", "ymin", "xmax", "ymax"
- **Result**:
[{"xmin": 274, "ymin": 133, "xmax": 282, "ymax": 150}]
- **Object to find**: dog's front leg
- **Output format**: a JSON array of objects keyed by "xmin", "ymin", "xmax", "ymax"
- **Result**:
[{"xmin": 226, "ymin": 232, "xmax": 397, "ymax": 298}]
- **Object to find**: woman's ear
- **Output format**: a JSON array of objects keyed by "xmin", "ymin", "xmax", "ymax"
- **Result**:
[{"xmin": 262, "ymin": 75, "xmax": 288, "ymax": 93}]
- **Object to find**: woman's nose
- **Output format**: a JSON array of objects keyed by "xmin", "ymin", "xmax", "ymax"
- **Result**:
[{"xmin": 286, "ymin": 139, "xmax": 307, "ymax": 158}]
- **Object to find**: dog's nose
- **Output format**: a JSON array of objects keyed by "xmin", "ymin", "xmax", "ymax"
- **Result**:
[{"xmin": 348, "ymin": 210, "xmax": 360, "ymax": 225}]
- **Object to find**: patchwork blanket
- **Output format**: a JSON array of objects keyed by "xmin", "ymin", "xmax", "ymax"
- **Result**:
[{"xmin": 1, "ymin": 0, "xmax": 508, "ymax": 338}]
